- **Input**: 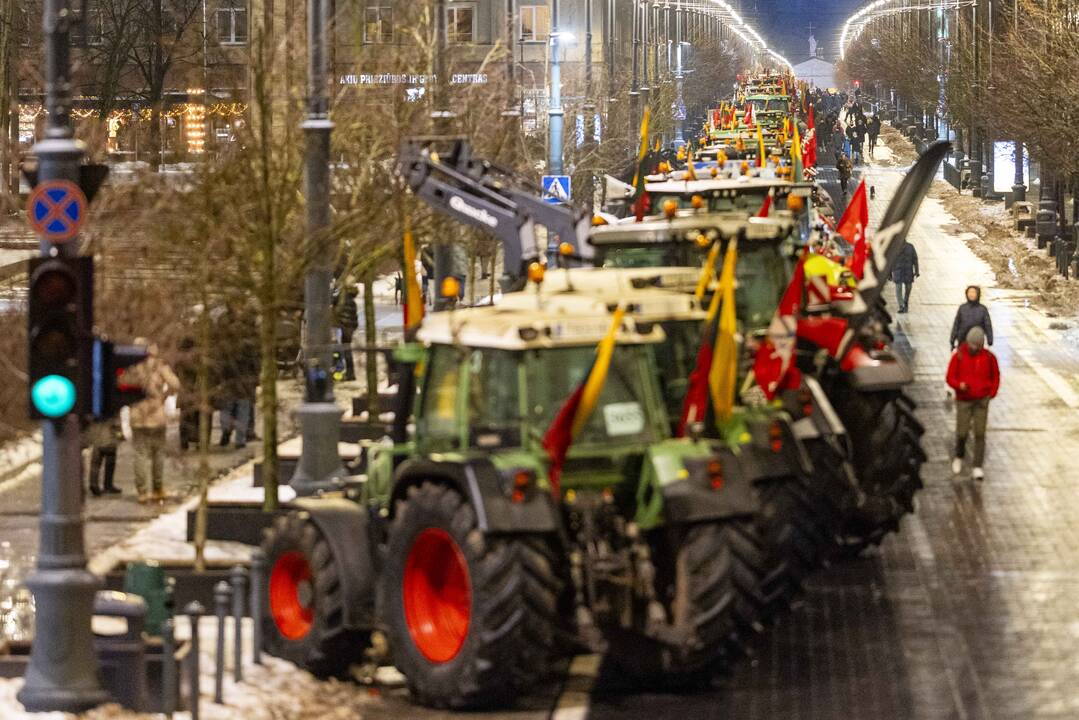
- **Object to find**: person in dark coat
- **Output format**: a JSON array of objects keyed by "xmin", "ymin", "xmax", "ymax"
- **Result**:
[
  {"xmin": 868, "ymin": 115, "xmax": 882, "ymax": 153},
  {"xmin": 333, "ymin": 277, "xmax": 359, "ymax": 381},
  {"xmin": 836, "ymin": 153, "xmax": 853, "ymax": 196},
  {"xmin": 950, "ymin": 285, "xmax": 993, "ymax": 349},
  {"xmin": 891, "ymin": 241, "xmax": 919, "ymax": 313}
]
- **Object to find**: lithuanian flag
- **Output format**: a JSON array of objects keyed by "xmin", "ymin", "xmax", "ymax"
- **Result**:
[
  {"xmin": 791, "ymin": 123, "xmax": 804, "ymax": 182},
  {"xmin": 402, "ymin": 227, "xmax": 424, "ymax": 330},
  {"xmin": 678, "ymin": 240, "xmax": 738, "ymax": 434},
  {"xmin": 756, "ymin": 123, "xmax": 766, "ymax": 168},
  {"xmin": 542, "ymin": 307, "xmax": 626, "ymax": 499}
]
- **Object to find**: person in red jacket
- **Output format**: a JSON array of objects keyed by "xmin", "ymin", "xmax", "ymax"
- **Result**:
[{"xmin": 946, "ymin": 326, "xmax": 1000, "ymax": 480}]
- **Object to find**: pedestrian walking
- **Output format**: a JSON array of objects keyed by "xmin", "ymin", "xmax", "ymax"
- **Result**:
[
  {"xmin": 868, "ymin": 115, "xmax": 882, "ymax": 154},
  {"xmin": 217, "ymin": 312, "xmax": 259, "ymax": 450},
  {"xmin": 86, "ymin": 418, "xmax": 123, "ymax": 496},
  {"xmin": 126, "ymin": 340, "xmax": 181, "ymax": 503},
  {"xmin": 837, "ymin": 153, "xmax": 853, "ymax": 196},
  {"xmin": 891, "ymin": 241, "xmax": 919, "ymax": 313},
  {"xmin": 949, "ymin": 285, "xmax": 993, "ymax": 350},
  {"xmin": 946, "ymin": 327, "xmax": 999, "ymax": 480},
  {"xmin": 176, "ymin": 336, "xmax": 199, "ymax": 451},
  {"xmin": 333, "ymin": 276, "xmax": 359, "ymax": 382}
]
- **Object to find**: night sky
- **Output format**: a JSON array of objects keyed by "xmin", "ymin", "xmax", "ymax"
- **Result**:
[{"xmin": 741, "ymin": 0, "xmax": 866, "ymax": 62}]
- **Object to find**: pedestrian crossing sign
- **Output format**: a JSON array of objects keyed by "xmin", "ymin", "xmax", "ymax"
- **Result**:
[{"xmin": 542, "ymin": 175, "xmax": 572, "ymax": 204}]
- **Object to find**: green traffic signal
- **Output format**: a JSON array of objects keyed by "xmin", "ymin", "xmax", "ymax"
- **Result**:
[{"xmin": 30, "ymin": 374, "xmax": 77, "ymax": 418}]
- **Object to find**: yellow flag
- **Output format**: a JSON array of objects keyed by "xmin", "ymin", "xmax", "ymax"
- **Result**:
[
  {"xmin": 403, "ymin": 227, "xmax": 424, "ymax": 330},
  {"xmin": 632, "ymin": 108, "xmax": 653, "ymax": 192},
  {"xmin": 708, "ymin": 240, "xmax": 738, "ymax": 423},
  {"xmin": 756, "ymin": 123, "xmax": 766, "ymax": 168},
  {"xmin": 694, "ymin": 241, "xmax": 720, "ymax": 300},
  {"xmin": 572, "ymin": 307, "xmax": 626, "ymax": 437},
  {"xmin": 791, "ymin": 123, "xmax": 804, "ymax": 182},
  {"xmin": 684, "ymin": 141, "xmax": 698, "ymax": 180},
  {"xmin": 653, "ymin": 136, "xmax": 661, "ymax": 153}
]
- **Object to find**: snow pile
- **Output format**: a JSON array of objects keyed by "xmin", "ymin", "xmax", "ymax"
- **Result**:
[
  {"xmin": 0, "ymin": 617, "xmax": 374, "ymax": 719},
  {"xmin": 88, "ymin": 462, "xmax": 285, "ymax": 576}
]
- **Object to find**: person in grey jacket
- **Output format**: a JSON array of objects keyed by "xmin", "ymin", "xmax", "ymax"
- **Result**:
[
  {"xmin": 950, "ymin": 286, "xmax": 993, "ymax": 349},
  {"xmin": 891, "ymin": 241, "xmax": 919, "ymax": 313}
]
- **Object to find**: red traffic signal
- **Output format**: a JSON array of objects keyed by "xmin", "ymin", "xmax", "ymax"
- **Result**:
[{"xmin": 92, "ymin": 340, "xmax": 150, "ymax": 420}]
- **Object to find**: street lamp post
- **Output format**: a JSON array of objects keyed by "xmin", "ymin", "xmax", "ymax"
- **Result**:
[
  {"xmin": 673, "ymin": 0, "xmax": 685, "ymax": 147},
  {"xmin": 548, "ymin": 0, "xmax": 564, "ymax": 175},
  {"xmin": 629, "ymin": 0, "xmax": 641, "ymax": 136},
  {"xmin": 585, "ymin": 0, "xmax": 595, "ymax": 144},
  {"xmin": 17, "ymin": 0, "xmax": 110, "ymax": 710},
  {"xmin": 291, "ymin": 0, "xmax": 346, "ymax": 496},
  {"xmin": 431, "ymin": 0, "xmax": 457, "ymax": 308},
  {"xmin": 640, "ymin": 1, "xmax": 651, "ymax": 120}
]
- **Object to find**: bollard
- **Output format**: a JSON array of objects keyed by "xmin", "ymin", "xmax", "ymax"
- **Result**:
[
  {"xmin": 185, "ymin": 601, "xmax": 205, "ymax": 720},
  {"xmin": 213, "ymin": 581, "xmax": 231, "ymax": 704},
  {"xmin": 250, "ymin": 551, "xmax": 266, "ymax": 665},
  {"xmin": 161, "ymin": 618, "xmax": 176, "ymax": 718},
  {"xmin": 231, "ymin": 565, "xmax": 246, "ymax": 683}
]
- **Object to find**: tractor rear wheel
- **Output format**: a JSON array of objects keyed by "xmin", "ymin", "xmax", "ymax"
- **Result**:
[
  {"xmin": 260, "ymin": 512, "xmax": 368, "ymax": 677},
  {"xmin": 381, "ymin": 482, "xmax": 561, "ymax": 709},
  {"xmin": 609, "ymin": 519, "xmax": 758, "ymax": 685},
  {"xmin": 833, "ymin": 389, "xmax": 926, "ymax": 555}
]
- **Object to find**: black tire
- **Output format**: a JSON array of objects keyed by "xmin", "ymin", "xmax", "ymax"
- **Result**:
[
  {"xmin": 380, "ymin": 482, "xmax": 561, "ymax": 709},
  {"xmin": 260, "ymin": 512, "xmax": 368, "ymax": 677},
  {"xmin": 753, "ymin": 472, "xmax": 838, "ymax": 617},
  {"xmin": 833, "ymin": 389, "xmax": 926, "ymax": 555},
  {"xmin": 609, "ymin": 520, "xmax": 749, "ymax": 685}
]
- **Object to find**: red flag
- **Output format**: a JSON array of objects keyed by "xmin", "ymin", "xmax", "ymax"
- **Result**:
[
  {"xmin": 712, "ymin": 109, "xmax": 721, "ymax": 128},
  {"xmin": 752, "ymin": 252, "xmax": 806, "ymax": 400},
  {"xmin": 837, "ymin": 180, "xmax": 869, "ymax": 278},
  {"xmin": 756, "ymin": 192, "xmax": 772, "ymax": 218},
  {"xmin": 542, "ymin": 308, "xmax": 626, "ymax": 499},
  {"xmin": 805, "ymin": 107, "xmax": 818, "ymax": 168},
  {"xmin": 743, "ymin": 103, "xmax": 754, "ymax": 128}
]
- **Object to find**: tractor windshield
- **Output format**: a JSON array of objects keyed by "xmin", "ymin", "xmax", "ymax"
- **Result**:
[
  {"xmin": 528, "ymin": 345, "xmax": 660, "ymax": 447},
  {"xmin": 654, "ymin": 320, "xmax": 699, "ymax": 422},
  {"xmin": 735, "ymin": 243, "xmax": 789, "ymax": 334},
  {"xmin": 596, "ymin": 243, "xmax": 707, "ymax": 269}
]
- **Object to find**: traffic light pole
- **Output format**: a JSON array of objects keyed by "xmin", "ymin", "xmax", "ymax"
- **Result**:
[
  {"xmin": 17, "ymin": 0, "xmax": 110, "ymax": 711},
  {"xmin": 291, "ymin": 0, "xmax": 346, "ymax": 496}
]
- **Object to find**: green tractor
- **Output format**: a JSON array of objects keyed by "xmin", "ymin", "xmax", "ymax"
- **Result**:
[
  {"xmin": 500, "ymin": 271, "xmax": 846, "ymax": 613},
  {"xmin": 586, "ymin": 210, "xmax": 921, "ymax": 555},
  {"xmin": 261, "ymin": 302, "xmax": 800, "ymax": 708}
]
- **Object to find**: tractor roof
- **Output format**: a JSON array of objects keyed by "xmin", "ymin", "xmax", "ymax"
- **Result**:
[
  {"xmin": 417, "ymin": 304, "xmax": 665, "ymax": 350},
  {"xmin": 642, "ymin": 176, "xmax": 812, "ymax": 197},
  {"xmin": 590, "ymin": 213, "xmax": 796, "ymax": 247},
  {"xmin": 499, "ymin": 271, "xmax": 708, "ymax": 322}
]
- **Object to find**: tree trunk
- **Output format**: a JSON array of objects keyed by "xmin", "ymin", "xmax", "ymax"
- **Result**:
[
  {"xmin": 149, "ymin": 99, "xmax": 163, "ymax": 170},
  {"xmin": 193, "ymin": 280, "xmax": 212, "ymax": 571},
  {"xmin": 363, "ymin": 268, "xmax": 377, "ymax": 412},
  {"xmin": 0, "ymin": 0, "xmax": 14, "ymax": 197}
]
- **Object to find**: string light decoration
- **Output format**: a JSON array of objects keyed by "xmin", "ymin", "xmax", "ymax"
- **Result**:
[{"xmin": 185, "ymin": 103, "xmax": 206, "ymax": 153}]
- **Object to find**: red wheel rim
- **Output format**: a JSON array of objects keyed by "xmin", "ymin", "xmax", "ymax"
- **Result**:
[
  {"xmin": 269, "ymin": 551, "xmax": 315, "ymax": 640},
  {"xmin": 402, "ymin": 528, "xmax": 472, "ymax": 663}
]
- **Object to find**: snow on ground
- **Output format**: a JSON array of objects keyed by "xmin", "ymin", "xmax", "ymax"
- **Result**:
[
  {"xmin": 0, "ymin": 616, "xmax": 378, "ymax": 719},
  {"xmin": 88, "ymin": 462, "xmax": 286, "ymax": 576}
]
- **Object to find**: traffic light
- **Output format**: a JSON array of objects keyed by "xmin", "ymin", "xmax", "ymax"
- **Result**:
[
  {"xmin": 27, "ymin": 257, "xmax": 93, "ymax": 419},
  {"xmin": 91, "ymin": 340, "xmax": 149, "ymax": 420}
]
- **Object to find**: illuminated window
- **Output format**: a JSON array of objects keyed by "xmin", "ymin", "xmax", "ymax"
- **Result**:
[
  {"xmin": 447, "ymin": 4, "xmax": 475, "ymax": 44},
  {"xmin": 520, "ymin": 4, "xmax": 549, "ymax": 43}
]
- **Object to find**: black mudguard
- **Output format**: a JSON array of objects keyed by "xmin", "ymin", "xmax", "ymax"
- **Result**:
[
  {"xmin": 663, "ymin": 450, "xmax": 760, "ymax": 524},
  {"xmin": 392, "ymin": 457, "xmax": 560, "ymax": 534},
  {"xmin": 847, "ymin": 357, "xmax": 914, "ymax": 392},
  {"xmin": 290, "ymin": 497, "xmax": 377, "ymax": 631}
]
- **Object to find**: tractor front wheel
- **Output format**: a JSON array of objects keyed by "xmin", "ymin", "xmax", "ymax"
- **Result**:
[
  {"xmin": 260, "ymin": 512, "xmax": 368, "ymax": 677},
  {"xmin": 381, "ymin": 482, "xmax": 561, "ymax": 709}
]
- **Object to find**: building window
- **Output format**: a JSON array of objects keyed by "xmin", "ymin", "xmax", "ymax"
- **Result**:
[
  {"xmin": 446, "ymin": 4, "xmax": 475, "ymax": 44},
  {"xmin": 519, "ymin": 5, "xmax": 549, "ymax": 43},
  {"xmin": 216, "ymin": 0, "xmax": 248, "ymax": 45},
  {"xmin": 364, "ymin": 6, "xmax": 392, "ymax": 44},
  {"xmin": 72, "ymin": 6, "xmax": 105, "ymax": 45}
]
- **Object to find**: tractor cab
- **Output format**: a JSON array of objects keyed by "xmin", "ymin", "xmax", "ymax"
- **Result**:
[
  {"xmin": 498, "ymin": 272, "xmax": 707, "ymax": 426},
  {"xmin": 590, "ymin": 213, "xmax": 797, "ymax": 336}
]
